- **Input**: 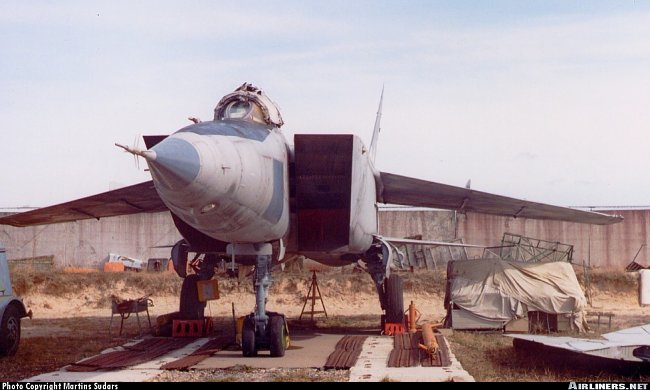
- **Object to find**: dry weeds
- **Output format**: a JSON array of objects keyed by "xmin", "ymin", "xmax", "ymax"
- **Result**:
[
  {"xmin": 576, "ymin": 269, "xmax": 639, "ymax": 295},
  {"xmin": 3, "ymin": 268, "xmax": 649, "ymax": 382},
  {"xmin": 12, "ymin": 271, "xmax": 182, "ymax": 298},
  {"xmin": 151, "ymin": 367, "xmax": 348, "ymax": 382},
  {"xmin": 11, "ymin": 268, "xmax": 448, "ymax": 298}
]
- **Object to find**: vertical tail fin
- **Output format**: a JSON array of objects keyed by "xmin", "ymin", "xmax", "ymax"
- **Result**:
[{"xmin": 368, "ymin": 86, "xmax": 384, "ymax": 163}]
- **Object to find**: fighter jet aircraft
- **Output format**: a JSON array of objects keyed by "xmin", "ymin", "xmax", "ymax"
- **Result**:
[{"xmin": 0, "ymin": 83, "xmax": 622, "ymax": 357}]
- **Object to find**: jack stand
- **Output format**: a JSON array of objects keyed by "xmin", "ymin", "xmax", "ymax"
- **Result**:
[
  {"xmin": 299, "ymin": 271, "xmax": 328, "ymax": 321},
  {"xmin": 407, "ymin": 301, "xmax": 420, "ymax": 333}
]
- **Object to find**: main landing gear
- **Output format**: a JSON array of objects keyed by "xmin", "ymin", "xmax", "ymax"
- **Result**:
[
  {"xmin": 365, "ymin": 238, "xmax": 405, "ymax": 327},
  {"xmin": 172, "ymin": 240, "xmax": 219, "ymax": 320}
]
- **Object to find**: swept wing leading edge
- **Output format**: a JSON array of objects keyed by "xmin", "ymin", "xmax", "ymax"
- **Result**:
[
  {"xmin": 379, "ymin": 172, "xmax": 622, "ymax": 225},
  {"xmin": 0, "ymin": 181, "xmax": 166, "ymax": 227},
  {"xmin": 0, "ymin": 173, "xmax": 622, "ymax": 228},
  {"xmin": 377, "ymin": 236, "xmax": 486, "ymax": 248}
]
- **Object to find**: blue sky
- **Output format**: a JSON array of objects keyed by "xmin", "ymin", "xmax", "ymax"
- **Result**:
[{"xmin": 2, "ymin": 1, "xmax": 650, "ymax": 208}]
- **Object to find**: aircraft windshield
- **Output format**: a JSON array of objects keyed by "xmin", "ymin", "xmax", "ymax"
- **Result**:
[
  {"xmin": 224, "ymin": 101, "xmax": 251, "ymax": 119},
  {"xmin": 221, "ymin": 100, "xmax": 267, "ymax": 124}
]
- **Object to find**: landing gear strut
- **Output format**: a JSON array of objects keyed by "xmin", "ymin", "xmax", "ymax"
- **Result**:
[
  {"xmin": 179, "ymin": 274, "xmax": 205, "ymax": 319},
  {"xmin": 173, "ymin": 240, "xmax": 219, "ymax": 320},
  {"xmin": 232, "ymin": 243, "xmax": 288, "ymax": 358},
  {"xmin": 365, "ymin": 238, "xmax": 405, "ymax": 326}
]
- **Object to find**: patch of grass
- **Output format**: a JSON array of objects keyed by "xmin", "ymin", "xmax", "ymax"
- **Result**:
[
  {"xmin": 151, "ymin": 367, "xmax": 348, "ymax": 382},
  {"xmin": 9, "ymin": 267, "xmax": 461, "ymax": 306},
  {"xmin": 12, "ymin": 270, "xmax": 183, "ymax": 297},
  {"xmin": 575, "ymin": 269, "xmax": 638, "ymax": 295},
  {"xmin": 209, "ymin": 376, "xmax": 238, "ymax": 382},
  {"xmin": 223, "ymin": 364, "xmax": 256, "ymax": 372},
  {"xmin": 272, "ymin": 372, "xmax": 319, "ymax": 382},
  {"xmin": 401, "ymin": 270, "xmax": 447, "ymax": 295}
]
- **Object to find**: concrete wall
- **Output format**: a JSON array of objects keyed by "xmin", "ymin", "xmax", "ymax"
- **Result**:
[
  {"xmin": 378, "ymin": 209, "xmax": 456, "ymax": 242},
  {"xmin": 381, "ymin": 209, "xmax": 649, "ymax": 269},
  {"xmin": 0, "ymin": 212, "xmax": 181, "ymax": 269},
  {"xmin": 1, "ymin": 208, "xmax": 647, "ymax": 270},
  {"xmin": 456, "ymin": 209, "xmax": 648, "ymax": 269}
]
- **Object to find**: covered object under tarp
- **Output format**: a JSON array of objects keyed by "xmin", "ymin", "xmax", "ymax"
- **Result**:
[{"xmin": 444, "ymin": 259, "xmax": 588, "ymax": 332}]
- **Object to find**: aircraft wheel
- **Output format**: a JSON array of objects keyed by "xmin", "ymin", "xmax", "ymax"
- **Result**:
[
  {"xmin": 242, "ymin": 317, "xmax": 257, "ymax": 357},
  {"xmin": 385, "ymin": 274, "xmax": 404, "ymax": 324},
  {"xmin": 179, "ymin": 274, "xmax": 206, "ymax": 320},
  {"xmin": 269, "ymin": 315, "xmax": 287, "ymax": 357},
  {"xmin": 0, "ymin": 306, "xmax": 21, "ymax": 356}
]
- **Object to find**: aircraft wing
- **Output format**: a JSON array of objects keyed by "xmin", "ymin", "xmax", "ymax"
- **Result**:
[
  {"xmin": 0, "ymin": 181, "xmax": 166, "ymax": 227},
  {"xmin": 507, "ymin": 323, "xmax": 650, "ymax": 363},
  {"xmin": 379, "ymin": 236, "xmax": 485, "ymax": 248},
  {"xmin": 379, "ymin": 172, "xmax": 622, "ymax": 225}
]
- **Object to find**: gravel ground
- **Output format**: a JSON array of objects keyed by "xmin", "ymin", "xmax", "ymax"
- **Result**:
[{"xmin": 150, "ymin": 367, "xmax": 349, "ymax": 382}]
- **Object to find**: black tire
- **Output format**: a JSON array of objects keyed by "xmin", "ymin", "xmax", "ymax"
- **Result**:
[
  {"xmin": 269, "ymin": 315, "xmax": 287, "ymax": 357},
  {"xmin": 385, "ymin": 274, "xmax": 404, "ymax": 324},
  {"xmin": 242, "ymin": 317, "xmax": 257, "ymax": 357},
  {"xmin": 0, "ymin": 305, "xmax": 21, "ymax": 357},
  {"xmin": 179, "ymin": 274, "xmax": 206, "ymax": 320}
]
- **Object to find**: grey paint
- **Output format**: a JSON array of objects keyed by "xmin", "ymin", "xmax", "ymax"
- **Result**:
[
  {"xmin": 0, "ymin": 244, "xmax": 12, "ymax": 297},
  {"xmin": 348, "ymin": 135, "xmax": 377, "ymax": 253},
  {"xmin": 261, "ymin": 159, "xmax": 284, "ymax": 224},
  {"xmin": 508, "ymin": 324, "xmax": 650, "ymax": 362},
  {"xmin": 0, "ymin": 244, "xmax": 10, "ymax": 323},
  {"xmin": 1, "ymin": 242, "xmax": 27, "ymax": 324},
  {"xmin": 151, "ymin": 138, "xmax": 200, "ymax": 188},
  {"xmin": 178, "ymin": 120, "xmax": 272, "ymax": 142},
  {"xmin": 151, "ymin": 126, "xmax": 290, "ymax": 244}
]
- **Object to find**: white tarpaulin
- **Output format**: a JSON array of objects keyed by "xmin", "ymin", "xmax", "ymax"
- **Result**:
[{"xmin": 448, "ymin": 259, "xmax": 588, "ymax": 332}]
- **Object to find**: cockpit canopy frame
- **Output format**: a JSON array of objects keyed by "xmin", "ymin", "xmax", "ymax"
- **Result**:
[{"xmin": 214, "ymin": 82, "xmax": 284, "ymax": 128}]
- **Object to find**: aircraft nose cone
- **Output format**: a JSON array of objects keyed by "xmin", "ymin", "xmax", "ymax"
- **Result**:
[{"xmin": 148, "ymin": 137, "xmax": 200, "ymax": 191}]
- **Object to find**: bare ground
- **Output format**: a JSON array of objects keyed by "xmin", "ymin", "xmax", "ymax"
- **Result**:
[{"xmin": 2, "ymin": 268, "xmax": 649, "ymax": 382}]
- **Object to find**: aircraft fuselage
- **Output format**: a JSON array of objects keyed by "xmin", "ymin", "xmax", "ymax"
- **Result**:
[
  {"xmin": 149, "ymin": 120, "xmax": 290, "ymax": 244},
  {"xmin": 147, "ymin": 120, "xmax": 379, "ymax": 265}
]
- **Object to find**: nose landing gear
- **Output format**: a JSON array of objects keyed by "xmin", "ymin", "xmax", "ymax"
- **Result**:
[
  {"xmin": 231, "ymin": 243, "xmax": 289, "ymax": 357},
  {"xmin": 241, "ymin": 311, "xmax": 289, "ymax": 357}
]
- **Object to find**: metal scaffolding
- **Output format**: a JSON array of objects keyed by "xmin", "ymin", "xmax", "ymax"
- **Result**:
[{"xmin": 496, "ymin": 233, "xmax": 573, "ymax": 263}]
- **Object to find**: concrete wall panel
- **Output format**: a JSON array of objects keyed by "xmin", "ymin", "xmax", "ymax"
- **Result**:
[
  {"xmin": 1, "ymin": 209, "xmax": 647, "ymax": 270},
  {"xmin": 0, "ymin": 212, "xmax": 181, "ymax": 268}
]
